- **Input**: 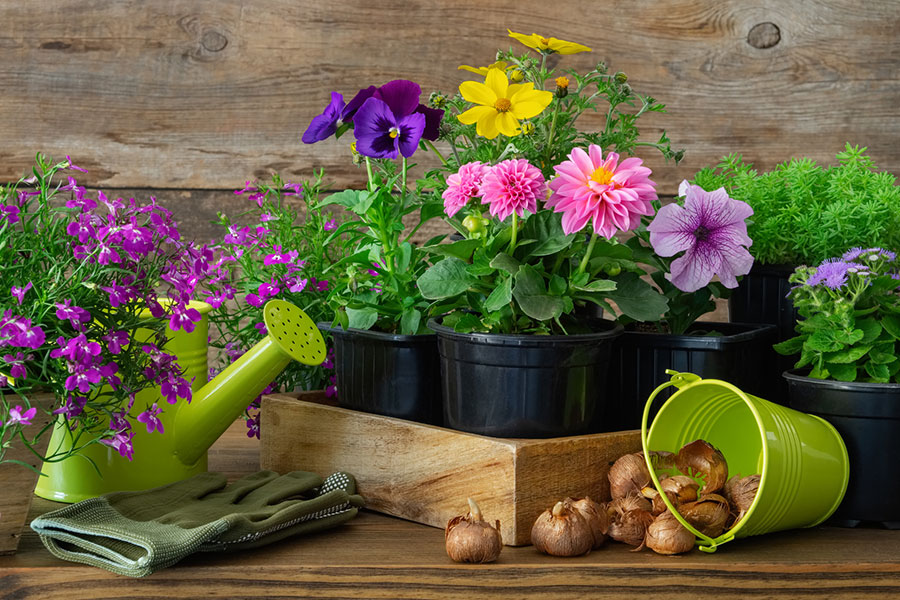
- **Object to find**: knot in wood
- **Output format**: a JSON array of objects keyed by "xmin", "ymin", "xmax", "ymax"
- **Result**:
[
  {"xmin": 201, "ymin": 30, "xmax": 228, "ymax": 53},
  {"xmin": 747, "ymin": 22, "xmax": 781, "ymax": 49}
]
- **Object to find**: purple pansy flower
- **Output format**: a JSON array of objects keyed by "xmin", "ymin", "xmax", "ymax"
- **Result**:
[
  {"xmin": 353, "ymin": 96, "xmax": 426, "ymax": 159},
  {"xmin": 648, "ymin": 181, "xmax": 754, "ymax": 293},
  {"xmin": 302, "ymin": 86, "xmax": 376, "ymax": 144}
]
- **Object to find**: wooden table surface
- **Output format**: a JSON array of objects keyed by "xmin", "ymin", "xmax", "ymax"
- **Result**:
[{"xmin": 1, "ymin": 422, "xmax": 899, "ymax": 599}]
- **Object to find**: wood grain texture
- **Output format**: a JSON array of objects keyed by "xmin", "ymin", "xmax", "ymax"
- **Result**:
[
  {"xmin": 260, "ymin": 392, "xmax": 642, "ymax": 545},
  {"xmin": 0, "ymin": 0, "xmax": 897, "ymax": 195},
  {"xmin": 0, "ymin": 395, "xmax": 52, "ymax": 556},
  {"xmin": 1, "ymin": 420, "xmax": 899, "ymax": 599}
]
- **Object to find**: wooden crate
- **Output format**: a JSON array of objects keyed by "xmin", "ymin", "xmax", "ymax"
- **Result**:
[{"xmin": 261, "ymin": 392, "xmax": 641, "ymax": 546}]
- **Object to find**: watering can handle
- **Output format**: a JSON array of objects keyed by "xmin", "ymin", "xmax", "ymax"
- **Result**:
[{"xmin": 639, "ymin": 370, "xmax": 727, "ymax": 553}]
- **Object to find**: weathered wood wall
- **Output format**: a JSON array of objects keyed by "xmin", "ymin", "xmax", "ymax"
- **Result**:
[{"xmin": 1, "ymin": 0, "xmax": 898, "ymax": 241}]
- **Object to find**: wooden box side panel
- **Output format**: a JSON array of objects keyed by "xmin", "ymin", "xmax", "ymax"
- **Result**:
[
  {"xmin": 513, "ymin": 433, "xmax": 643, "ymax": 542},
  {"xmin": 261, "ymin": 395, "xmax": 520, "ymax": 542}
]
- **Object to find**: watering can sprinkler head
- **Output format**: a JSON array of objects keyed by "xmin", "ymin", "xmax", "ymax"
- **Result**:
[{"xmin": 174, "ymin": 299, "xmax": 326, "ymax": 465}]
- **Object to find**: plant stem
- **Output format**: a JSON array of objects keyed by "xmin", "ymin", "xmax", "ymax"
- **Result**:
[
  {"xmin": 364, "ymin": 157, "xmax": 375, "ymax": 193},
  {"xmin": 400, "ymin": 156, "xmax": 408, "ymax": 203},
  {"xmin": 508, "ymin": 213, "xmax": 518, "ymax": 253},
  {"xmin": 544, "ymin": 100, "xmax": 562, "ymax": 165},
  {"xmin": 577, "ymin": 233, "xmax": 599, "ymax": 275},
  {"xmin": 425, "ymin": 140, "xmax": 448, "ymax": 166}
]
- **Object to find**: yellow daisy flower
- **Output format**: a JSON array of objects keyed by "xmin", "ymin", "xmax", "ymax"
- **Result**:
[
  {"xmin": 507, "ymin": 29, "xmax": 591, "ymax": 55},
  {"xmin": 457, "ymin": 68, "xmax": 553, "ymax": 139},
  {"xmin": 458, "ymin": 60, "xmax": 509, "ymax": 77}
]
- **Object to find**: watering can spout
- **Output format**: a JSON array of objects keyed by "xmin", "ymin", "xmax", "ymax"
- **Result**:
[{"xmin": 174, "ymin": 299, "xmax": 326, "ymax": 466}]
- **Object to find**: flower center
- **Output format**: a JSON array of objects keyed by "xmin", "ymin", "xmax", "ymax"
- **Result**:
[
  {"xmin": 388, "ymin": 126, "xmax": 400, "ymax": 139},
  {"xmin": 694, "ymin": 225, "xmax": 711, "ymax": 241},
  {"xmin": 590, "ymin": 166, "xmax": 614, "ymax": 185},
  {"xmin": 555, "ymin": 76, "xmax": 570, "ymax": 89},
  {"xmin": 493, "ymin": 98, "xmax": 512, "ymax": 112},
  {"xmin": 540, "ymin": 37, "xmax": 551, "ymax": 47}
]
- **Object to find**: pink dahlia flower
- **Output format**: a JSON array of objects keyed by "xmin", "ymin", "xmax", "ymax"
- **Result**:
[
  {"xmin": 442, "ymin": 161, "xmax": 488, "ymax": 217},
  {"xmin": 647, "ymin": 180, "xmax": 754, "ymax": 293},
  {"xmin": 480, "ymin": 159, "xmax": 545, "ymax": 221},
  {"xmin": 546, "ymin": 145, "xmax": 657, "ymax": 237}
]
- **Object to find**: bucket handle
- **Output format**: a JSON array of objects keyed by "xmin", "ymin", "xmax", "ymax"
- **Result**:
[{"xmin": 640, "ymin": 370, "xmax": 735, "ymax": 553}]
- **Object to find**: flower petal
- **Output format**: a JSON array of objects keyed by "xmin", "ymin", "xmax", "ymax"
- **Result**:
[
  {"xmin": 375, "ymin": 79, "xmax": 422, "ymax": 118},
  {"xmin": 459, "ymin": 80, "xmax": 497, "ymax": 107},
  {"xmin": 458, "ymin": 105, "xmax": 495, "ymax": 126},
  {"xmin": 495, "ymin": 112, "xmax": 520, "ymax": 137},
  {"xmin": 476, "ymin": 111, "xmax": 500, "ymax": 139},
  {"xmin": 301, "ymin": 92, "xmax": 344, "ymax": 144},
  {"xmin": 484, "ymin": 67, "xmax": 509, "ymax": 99},
  {"xmin": 352, "ymin": 97, "xmax": 399, "ymax": 159},
  {"xmin": 416, "ymin": 104, "xmax": 444, "ymax": 141},
  {"xmin": 397, "ymin": 112, "xmax": 426, "ymax": 157},
  {"xmin": 510, "ymin": 86, "xmax": 553, "ymax": 119}
]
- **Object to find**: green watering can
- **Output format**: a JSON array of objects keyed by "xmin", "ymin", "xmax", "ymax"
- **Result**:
[{"xmin": 34, "ymin": 299, "xmax": 326, "ymax": 503}]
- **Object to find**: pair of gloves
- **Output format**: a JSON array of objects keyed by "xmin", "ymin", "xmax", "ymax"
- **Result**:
[{"xmin": 31, "ymin": 470, "xmax": 364, "ymax": 577}]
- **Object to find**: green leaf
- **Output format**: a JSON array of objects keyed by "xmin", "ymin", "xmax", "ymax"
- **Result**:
[
  {"xmin": 520, "ymin": 211, "xmax": 575, "ymax": 256},
  {"xmin": 865, "ymin": 361, "xmax": 890, "ymax": 382},
  {"xmin": 868, "ymin": 348, "xmax": 897, "ymax": 364},
  {"xmin": 451, "ymin": 312, "xmax": 485, "ymax": 333},
  {"xmin": 881, "ymin": 314, "xmax": 900, "ymax": 339},
  {"xmin": 346, "ymin": 307, "xmax": 377, "ymax": 330},
  {"xmin": 321, "ymin": 189, "xmax": 374, "ymax": 215},
  {"xmin": 856, "ymin": 318, "xmax": 882, "ymax": 344},
  {"xmin": 834, "ymin": 328, "xmax": 865, "ymax": 345},
  {"xmin": 807, "ymin": 330, "xmax": 843, "ymax": 352},
  {"xmin": 417, "ymin": 258, "xmax": 478, "ymax": 300},
  {"xmin": 512, "ymin": 265, "xmax": 565, "ymax": 321},
  {"xmin": 396, "ymin": 242, "xmax": 413, "ymax": 273},
  {"xmin": 489, "ymin": 252, "xmax": 521, "ymax": 275},
  {"xmin": 484, "ymin": 276, "xmax": 513, "ymax": 312},
  {"xmin": 824, "ymin": 345, "xmax": 871, "ymax": 364},
  {"xmin": 573, "ymin": 279, "xmax": 617, "ymax": 293},
  {"xmin": 605, "ymin": 272, "xmax": 668, "ymax": 322},
  {"xmin": 324, "ymin": 248, "xmax": 377, "ymax": 273},
  {"xmin": 773, "ymin": 336, "xmax": 805, "ymax": 356},
  {"xmin": 548, "ymin": 274, "xmax": 567, "ymax": 296},
  {"xmin": 422, "ymin": 238, "xmax": 480, "ymax": 261},
  {"xmin": 825, "ymin": 362, "xmax": 858, "ymax": 382},
  {"xmin": 416, "ymin": 201, "xmax": 446, "ymax": 227},
  {"xmin": 400, "ymin": 308, "xmax": 421, "ymax": 335}
]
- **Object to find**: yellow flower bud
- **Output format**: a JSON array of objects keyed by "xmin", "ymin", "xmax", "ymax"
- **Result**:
[{"xmin": 509, "ymin": 69, "xmax": 525, "ymax": 83}]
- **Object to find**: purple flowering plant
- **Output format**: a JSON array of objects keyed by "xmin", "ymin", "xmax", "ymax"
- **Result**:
[
  {"xmin": 774, "ymin": 248, "xmax": 900, "ymax": 383},
  {"xmin": 302, "ymin": 79, "xmax": 447, "ymax": 334},
  {"xmin": 203, "ymin": 172, "xmax": 347, "ymax": 428},
  {"xmin": 0, "ymin": 154, "xmax": 212, "ymax": 469}
]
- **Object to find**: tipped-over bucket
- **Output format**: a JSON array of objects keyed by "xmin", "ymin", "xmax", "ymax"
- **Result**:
[{"xmin": 641, "ymin": 371, "xmax": 849, "ymax": 552}]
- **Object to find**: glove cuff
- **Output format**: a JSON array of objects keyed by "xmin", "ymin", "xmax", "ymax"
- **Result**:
[{"xmin": 31, "ymin": 497, "xmax": 229, "ymax": 577}]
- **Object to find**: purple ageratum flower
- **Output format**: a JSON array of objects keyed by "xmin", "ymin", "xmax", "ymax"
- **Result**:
[
  {"xmin": 11, "ymin": 282, "xmax": 32, "ymax": 305},
  {"xmin": 4, "ymin": 405, "xmax": 37, "ymax": 426},
  {"xmin": 842, "ymin": 247, "xmax": 897, "ymax": 262},
  {"xmin": 353, "ymin": 96, "xmax": 426, "ymax": 159},
  {"xmin": 137, "ymin": 403, "xmax": 164, "ymax": 434},
  {"xmin": 805, "ymin": 259, "xmax": 867, "ymax": 290},
  {"xmin": 647, "ymin": 181, "xmax": 754, "ymax": 293}
]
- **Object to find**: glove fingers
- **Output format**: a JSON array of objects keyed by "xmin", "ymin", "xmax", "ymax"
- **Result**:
[
  {"xmin": 106, "ymin": 472, "xmax": 228, "ymax": 521},
  {"xmin": 204, "ymin": 470, "xmax": 282, "ymax": 504},
  {"xmin": 239, "ymin": 471, "xmax": 323, "ymax": 506}
]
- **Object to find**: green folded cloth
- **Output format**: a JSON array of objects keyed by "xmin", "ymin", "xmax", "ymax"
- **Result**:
[{"xmin": 31, "ymin": 470, "xmax": 364, "ymax": 577}]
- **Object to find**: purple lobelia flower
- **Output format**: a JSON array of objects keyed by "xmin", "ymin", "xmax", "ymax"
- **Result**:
[{"xmin": 648, "ymin": 180, "xmax": 754, "ymax": 293}]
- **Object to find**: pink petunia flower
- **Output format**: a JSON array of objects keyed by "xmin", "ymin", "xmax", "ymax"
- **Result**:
[
  {"xmin": 479, "ymin": 159, "xmax": 545, "ymax": 221},
  {"xmin": 442, "ymin": 161, "xmax": 488, "ymax": 217},
  {"xmin": 647, "ymin": 180, "xmax": 754, "ymax": 293},
  {"xmin": 546, "ymin": 145, "xmax": 657, "ymax": 238}
]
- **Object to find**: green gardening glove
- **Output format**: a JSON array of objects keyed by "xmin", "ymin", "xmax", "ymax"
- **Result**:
[{"xmin": 31, "ymin": 470, "xmax": 364, "ymax": 577}]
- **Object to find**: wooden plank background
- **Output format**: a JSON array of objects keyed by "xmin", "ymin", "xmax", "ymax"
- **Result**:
[{"xmin": 0, "ymin": 0, "xmax": 898, "ymax": 243}]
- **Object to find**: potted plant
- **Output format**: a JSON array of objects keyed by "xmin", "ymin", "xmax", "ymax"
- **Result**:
[
  {"xmin": 692, "ymin": 146, "xmax": 900, "ymax": 339},
  {"xmin": 605, "ymin": 181, "xmax": 777, "ymax": 430},
  {"xmin": 416, "ymin": 30, "xmax": 683, "ymax": 438},
  {"xmin": 301, "ymin": 79, "xmax": 447, "ymax": 424},
  {"xmin": 776, "ymin": 248, "xmax": 900, "ymax": 528},
  {"xmin": 202, "ymin": 171, "xmax": 348, "ymax": 436},
  {"xmin": 0, "ymin": 154, "xmax": 212, "ymax": 492}
]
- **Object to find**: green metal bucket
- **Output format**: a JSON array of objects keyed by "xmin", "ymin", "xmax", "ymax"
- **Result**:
[{"xmin": 641, "ymin": 371, "xmax": 850, "ymax": 552}]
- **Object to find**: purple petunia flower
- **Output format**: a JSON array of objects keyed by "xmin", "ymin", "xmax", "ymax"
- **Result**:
[{"xmin": 648, "ymin": 180, "xmax": 754, "ymax": 293}]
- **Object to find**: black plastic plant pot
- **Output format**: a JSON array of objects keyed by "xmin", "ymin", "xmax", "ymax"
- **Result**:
[
  {"xmin": 729, "ymin": 263, "xmax": 800, "ymax": 404},
  {"xmin": 317, "ymin": 324, "xmax": 442, "ymax": 426},
  {"xmin": 784, "ymin": 370, "xmax": 900, "ymax": 529},
  {"xmin": 429, "ymin": 318, "xmax": 623, "ymax": 439},
  {"xmin": 606, "ymin": 322, "xmax": 778, "ymax": 431}
]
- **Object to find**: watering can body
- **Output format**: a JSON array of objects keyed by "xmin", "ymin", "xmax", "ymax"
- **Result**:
[{"xmin": 34, "ymin": 300, "xmax": 324, "ymax": 503}]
